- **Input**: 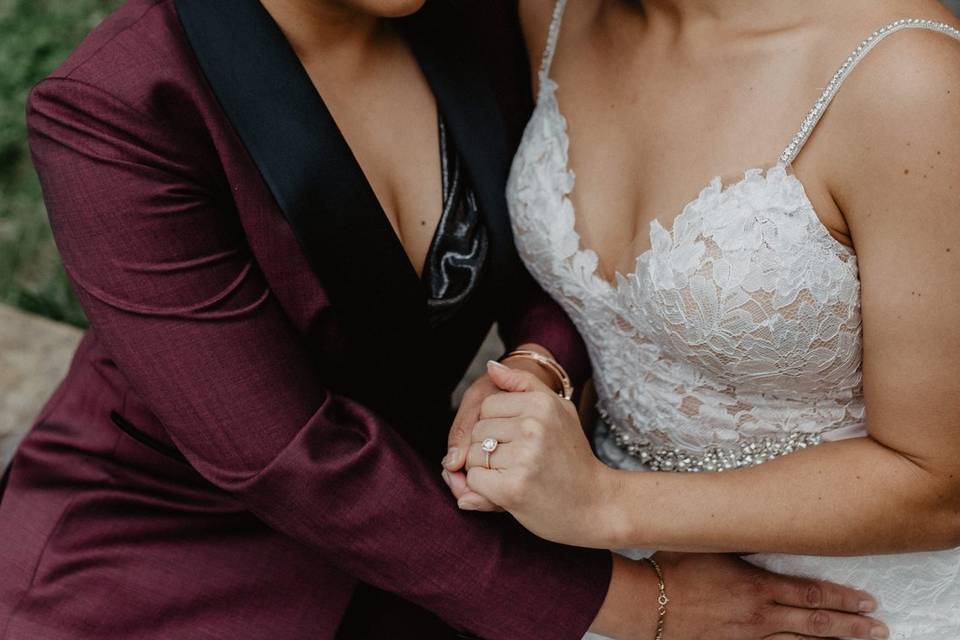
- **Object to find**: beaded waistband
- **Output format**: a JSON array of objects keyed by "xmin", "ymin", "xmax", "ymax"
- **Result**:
[{"xmin": 603, "ymin": 419, "xmax": 824, "ymax": 473}]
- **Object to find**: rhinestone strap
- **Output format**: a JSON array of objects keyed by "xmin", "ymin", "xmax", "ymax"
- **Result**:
[
  {"xmin": 605, "ymin": 418, "xmax": 824, "ymax": 473},
  {"xmin": 779, "ymin": 18, "xmax": 960, "ymax": 166},
  {"xmin": 538, "ymin": 0, "xmax": 569, "ymax": 82}
]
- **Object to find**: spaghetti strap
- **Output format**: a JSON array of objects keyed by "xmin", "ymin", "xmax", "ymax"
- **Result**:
[
  {"xmin": 538, "ymin": 0, "xmax": 569, "ymax": 82},
  {"xmin": 780, "ymin": 18, "xmax": 960, "ymax": 166}
]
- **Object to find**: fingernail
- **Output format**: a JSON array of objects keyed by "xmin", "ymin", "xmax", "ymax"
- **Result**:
[
  {"xmin": 859, "ymin": 598, "xmax": 877, "ymax": 613},
  {"xmin": 441, "ymin": 469, "xmax": 450, "ymax": 485},
  {"xmin": 458, "ymin": 498, "xmax": 479, "ymax": 511},
  {"xmin": 486, "ymin": 360, "xmax": 510, "ymax": 371},
  {"xmin": 441, "ymin": 448, "xmax": 458, "ymax": 469},
  {"xmin": 871, "ymin": 625, "xmax": 889, "ymax": 640}
]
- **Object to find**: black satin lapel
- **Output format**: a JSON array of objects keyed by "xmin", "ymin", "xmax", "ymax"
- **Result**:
[
  {"xmin": 399, "ymin": 1, "xmax": 515, "ymax": 300},
  {"xmin": 174, "ymin": 0, "xmax": 429, "ymax": 385}
]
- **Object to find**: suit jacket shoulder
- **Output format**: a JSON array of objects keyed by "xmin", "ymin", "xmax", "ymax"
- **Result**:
[{"xmin": 41, "ymin": 0, "xmax": 207, "ymax": 123}]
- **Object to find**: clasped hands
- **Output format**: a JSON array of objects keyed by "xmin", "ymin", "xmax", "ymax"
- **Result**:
[
  {"xmin": 441, "ymin": 358, "xmax": 617, "ymax": 549},
  {"xmin": 440, "ymin": 360, "xmax": 889, "ymax": 640}
]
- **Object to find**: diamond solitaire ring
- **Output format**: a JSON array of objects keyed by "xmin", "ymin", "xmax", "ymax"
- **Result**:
[{"xmin": 481, "ymin": 437, "xmax": 499, "ymax": 469}]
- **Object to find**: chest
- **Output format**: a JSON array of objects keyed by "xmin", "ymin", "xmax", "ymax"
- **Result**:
[
  {"xmin": 545, "ymin": 35, "xmax": 840, "ymax": 281},
  {"xmin": 507, "ymin": 93, "xmax": 863, "ymax": 392},
  {"xmin": 305, "ymin": 49, "xmax": 443, "ymax": 277}
]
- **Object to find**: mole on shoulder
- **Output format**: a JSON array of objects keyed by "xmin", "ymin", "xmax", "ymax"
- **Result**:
[{"xmin": 904, "ymin": 168, "xmax": 910, "ymax": 175}]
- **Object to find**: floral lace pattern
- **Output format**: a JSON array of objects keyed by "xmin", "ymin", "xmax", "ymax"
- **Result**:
[
  {"xmin": 507, "ymin": 75, "xmax": 865, "ymax": 457},
  {"xmin": 509, "ymin": 4, "xmax": 960, "ymax": 637}
]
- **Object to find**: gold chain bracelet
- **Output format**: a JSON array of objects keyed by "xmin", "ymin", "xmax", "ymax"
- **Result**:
[{"xmin": 643, "ymin": 557, "xmax": 669, "ymax": 640}]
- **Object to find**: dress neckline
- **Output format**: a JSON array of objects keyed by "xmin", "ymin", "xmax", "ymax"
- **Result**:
[
  {"xmin": 533, "ymin": 9, "xmax": 960, "ymax": 291},
  {"xmin": 535, "ymin": 76, "xmax": 852, "ymax": 292}
]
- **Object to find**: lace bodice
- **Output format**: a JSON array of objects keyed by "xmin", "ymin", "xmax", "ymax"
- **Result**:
[{"xmin": 507, "ymin": 4, "xmax": 960, "ymax": 471}]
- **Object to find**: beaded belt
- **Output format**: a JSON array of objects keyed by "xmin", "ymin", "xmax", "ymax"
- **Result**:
[{"xmin": 604, "ymin": 419, "xmax": 824, "ymax": 473}]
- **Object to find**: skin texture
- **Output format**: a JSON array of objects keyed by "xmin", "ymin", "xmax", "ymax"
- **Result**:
[
  {"xmin": 260, "ymin": 0, "xmax": 439, "ymax": 275},
  {"xmin": 454, "ymin": 0, "xmax": 960, "ymax": 576}
]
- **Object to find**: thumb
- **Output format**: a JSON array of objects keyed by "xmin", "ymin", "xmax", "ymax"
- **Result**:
[{"xmin": 486, "ymin": 360, "xmax": 542, "ymax": 393}]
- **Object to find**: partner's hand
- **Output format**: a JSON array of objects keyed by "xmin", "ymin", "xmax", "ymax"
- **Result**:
[
  {"xmin": 442, "ymin": 344, "xmax": 569, "ymax": 512},
  {"xmin": 659, "ymin": 552, "xmax": 887, "ymax": 639},
  {"xmin": 441, "ymin": 372, "xmax": 502, "ymax": 511},
  {"xmin": 594, "ymin": 553, "xmax": 887, "ymax": 640},
  {"xmin": 463, "ymin": 360, "xmax": 613, "ymax": 546}
]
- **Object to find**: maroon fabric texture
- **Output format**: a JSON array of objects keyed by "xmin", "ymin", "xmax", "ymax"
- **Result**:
[{"xmin": 0, "ymin": 1, "xmax": 609, "ymax": 639}]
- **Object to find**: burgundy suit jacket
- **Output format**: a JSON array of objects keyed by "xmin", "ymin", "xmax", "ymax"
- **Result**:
[{"xmin": 0, "ymin": 1, "xmax": 612, "ymax": 639}]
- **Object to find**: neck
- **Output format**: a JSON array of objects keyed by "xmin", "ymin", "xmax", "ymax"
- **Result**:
[
  {"xmin": 258, "ymin": 0, "xmax": 387, "ymax": 71},
  {"xmin": 642, "ymin": 0, "xmax": 736, "ymax": 21},
  {"xmin": 638, "ymin": 0, "xmax": 816, "ymax": 34}
]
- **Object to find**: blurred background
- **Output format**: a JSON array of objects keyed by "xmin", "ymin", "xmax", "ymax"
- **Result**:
[
  {"xmin": 2, "ymin": 0, "xmax": 120, "ymax": 466},
  {"xmin": 1, "ymin": 0, "xmax": 118, "ymax": 327},
  {"xmin": 2, "ymin": 0, "xmax": 960, "ymax": 465}
]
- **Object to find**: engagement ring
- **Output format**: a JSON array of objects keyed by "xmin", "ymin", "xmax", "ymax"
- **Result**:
[{"xmin": 481, "ymin": 438, "xmax": 499, "ymax": 469}]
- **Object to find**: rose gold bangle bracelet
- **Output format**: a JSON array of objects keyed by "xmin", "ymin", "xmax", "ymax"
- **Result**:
[{"xmin": 500, "ymin": 349, "xmax": 574, "ymax": 401}]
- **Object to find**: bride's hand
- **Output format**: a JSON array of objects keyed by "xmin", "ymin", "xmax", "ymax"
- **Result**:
[
  {"xmin": 639, "ymin": 552, "xmax": 887, "ymax": 640},
  {"xmin": 462, "ymin": 360, "xmax": 617, "ymax": 547}
]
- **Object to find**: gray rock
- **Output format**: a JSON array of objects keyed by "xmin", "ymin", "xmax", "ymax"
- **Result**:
[{"xmin": 0, "ymin": 305, "xmax": 83, "ymax": 466}]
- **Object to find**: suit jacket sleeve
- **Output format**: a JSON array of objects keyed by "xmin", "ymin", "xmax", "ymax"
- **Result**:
[
  {"xmin": 27, "ymin": 77, "xmax": 612, "ymax": 640},
  {"xmin": 498, "ymin": 268, "xmax": 592, "ymax": 390}
]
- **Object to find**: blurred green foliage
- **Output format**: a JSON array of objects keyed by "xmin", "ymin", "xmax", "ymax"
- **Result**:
[{"xmin": 0, "ymin": 0, "xmax": 120, "ymax": 327}]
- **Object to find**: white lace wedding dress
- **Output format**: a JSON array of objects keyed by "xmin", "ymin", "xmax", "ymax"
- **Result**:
[{"xmin": 506, "ymin": 2, "xmax": 960, "ymax": 638}]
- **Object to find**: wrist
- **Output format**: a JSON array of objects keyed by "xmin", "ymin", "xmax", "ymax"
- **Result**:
[
  {"xmin": 501, "ymin": 344, "xmax": 574, "ymax": 400},
  {"xmin": 589, "ymin": 554, "xmax": 659, "ymax": 640},
  {"xmin": 594, "ymin": 466, "xmax": 635, "ymax": 549},
  {"xmin": 501, "ymin": 343, "xmax": 563, "ymax": 393}
]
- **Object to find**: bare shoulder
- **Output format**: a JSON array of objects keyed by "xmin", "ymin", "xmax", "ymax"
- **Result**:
[
  {"xmin": 50, "ymin": 0, "xmax": 170, "ymax": 82},
  {"xmin": 823, "ymin": 20, "xmax": 960, "ymax": 225},
  {"xmin": 814, "ymin": 0, "xmax": 960, "ymax": 141},
  {"xmin": 850, "ymin": 22, "xmax": 960, "ymax": 133}
]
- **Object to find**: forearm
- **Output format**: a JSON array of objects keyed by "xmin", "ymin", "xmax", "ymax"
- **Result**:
[
  {"xmin": 602, "ymin": 436, "xmax": 960, "ymax": 555},
  {"xmin": 231, "ymin": 403, "xmax": 612, "ymax": 640}
]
